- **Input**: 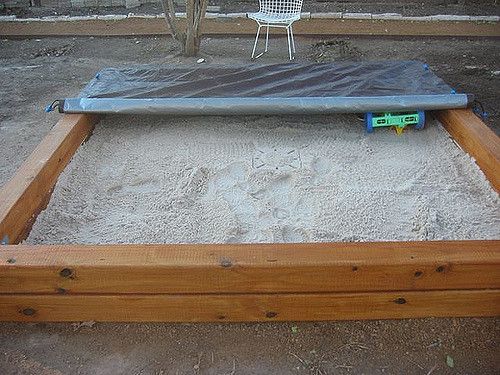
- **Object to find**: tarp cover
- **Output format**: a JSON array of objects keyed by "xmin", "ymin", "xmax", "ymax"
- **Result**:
[{"xmin": 60, "ymin": 61, "xmax": 471, "ymax": 115}]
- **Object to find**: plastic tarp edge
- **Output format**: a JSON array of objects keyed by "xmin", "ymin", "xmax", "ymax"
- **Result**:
[{"xmin": 62, "ymin": 95, "xmax": 470, "ymax": 115}]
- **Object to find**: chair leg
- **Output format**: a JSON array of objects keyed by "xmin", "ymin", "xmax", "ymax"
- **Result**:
[
  {"xmin": 290, "ymin": 25, "xmax": 296, "ymax": 54},
  {"xmin": 251, "ymin": 24, "xmax": 262, "ymax": 59},
  {"xmin": 265, "ymin": 25, "xmax": 270, "ymax": 52},
  {"xmin": 286, "ymin": 26, "xmax": 293, "ymax": 60}
]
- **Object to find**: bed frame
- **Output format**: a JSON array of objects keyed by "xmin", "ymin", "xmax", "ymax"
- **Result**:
[{"xmin": 0, "ymin": 109, "xmax": 498, "ymax": 322}]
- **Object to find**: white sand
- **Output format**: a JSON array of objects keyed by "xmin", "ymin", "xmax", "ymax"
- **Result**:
[{"xmin": 27, "ymin": 114, "xmax": 499, "ymax": 244}]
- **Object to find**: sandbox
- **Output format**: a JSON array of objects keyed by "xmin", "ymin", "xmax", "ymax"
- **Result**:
[
  {"xmin": 0, "ymin": 56, "xmax": 499, "ymax": 323},
  {"xmin": 0, "ymin": 107, "xmax": 498, "ymax": 322}
]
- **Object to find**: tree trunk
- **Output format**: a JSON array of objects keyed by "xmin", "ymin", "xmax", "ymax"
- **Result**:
[
  {"xmin": 161, "ymin": 0, "xmax": 208, "ymax": 57},
  {"xmin": 185, "ymin": 0, "xmax": 196, "ymax": 56}
]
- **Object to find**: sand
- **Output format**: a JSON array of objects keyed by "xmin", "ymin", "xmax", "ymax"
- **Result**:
[{"xmin": 26, "ymin": 114, "xmax": 499, "ymax": 244}]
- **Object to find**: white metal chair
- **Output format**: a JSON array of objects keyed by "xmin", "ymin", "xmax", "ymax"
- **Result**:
[{"xmin": 248, "ymin": 0, "xmax": 304, "ymax": 60}]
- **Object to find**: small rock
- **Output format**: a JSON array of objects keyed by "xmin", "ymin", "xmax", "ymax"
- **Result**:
[
  {"xmin": 71, "ymin": 320, "xmax": 96, "ymax": 331},
  {"xmin": 446, "ymin": 355, "xmax": 455, "ymax": 368},
  {"xmin": 197, "ymin": 58, "xmax": 206, "ymax": 64}
]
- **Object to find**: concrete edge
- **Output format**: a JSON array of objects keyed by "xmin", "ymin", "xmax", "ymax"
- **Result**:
[{"xmin": 0, "ymin": 12, "xmax": 498, "ymax": 23}]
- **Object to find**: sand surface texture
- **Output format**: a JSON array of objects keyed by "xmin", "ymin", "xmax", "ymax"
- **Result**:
[{"xmin": 27, "ymin": 114, "xmax": 499, "ymax": 244}]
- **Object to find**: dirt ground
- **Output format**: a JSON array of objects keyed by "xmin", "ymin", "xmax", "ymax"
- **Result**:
[{"xmin": 0, "ymin": 35, "xmax": 499, "ymax": 374}]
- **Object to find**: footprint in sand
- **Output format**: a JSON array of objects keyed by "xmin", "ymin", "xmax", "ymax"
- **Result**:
[
  {"xmin": 106, "ymin": 177, "xmax": 159, "ymax": 195},
  {"xmin": 272, "ymin": 225, "xmax": 309, "ymax": 242},
  {"xmin": 253, "ymin": 147, "xmax": 301, "ymax": 171},
  {"xmin": 176, "ymin": 167, "xmax": 210, "ymax": 197}
]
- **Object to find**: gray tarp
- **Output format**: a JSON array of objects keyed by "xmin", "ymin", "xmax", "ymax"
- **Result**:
[{"xmin": 59, "ymin": 61, "xmax": 471, "ymax": 115}]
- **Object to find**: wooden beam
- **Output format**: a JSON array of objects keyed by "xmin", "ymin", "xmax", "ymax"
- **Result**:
[
  {"xmin": 1, "ymin": 17, "xmax": 499, "ymax": 37},
  {"xmin": 0, "ymin": 289, "xmax": 498, "ymax": 322},
  {"xmin": 1, "ymin": 241, "xmax": 499, "ymax": 294},
  {"xmin": 0, "ymin": 114, "xmax": 100, "ymax": 244},
  {"xmin": 436, "ymin": 109, "xmax": 500, "ymax": 192}
]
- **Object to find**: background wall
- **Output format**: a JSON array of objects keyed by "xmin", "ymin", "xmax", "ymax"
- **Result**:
[{"xmin": 2, "ymin": 1, "xmax": 499, "ymax": 10}]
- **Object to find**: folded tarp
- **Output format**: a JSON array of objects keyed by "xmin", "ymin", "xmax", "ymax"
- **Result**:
[{"xmin": 58, "ymin": 61, "xmax": 472, "ymax": 115}]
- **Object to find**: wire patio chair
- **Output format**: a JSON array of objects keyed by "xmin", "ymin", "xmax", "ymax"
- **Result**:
[{"xmin": 248, "ymin": 0, "xmax": 304, "ymax": 60}]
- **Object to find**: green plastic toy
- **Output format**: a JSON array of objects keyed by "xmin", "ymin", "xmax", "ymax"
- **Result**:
[{"xmin": 365, "ymin": 111, "xmax": 426, "ymax": 134}]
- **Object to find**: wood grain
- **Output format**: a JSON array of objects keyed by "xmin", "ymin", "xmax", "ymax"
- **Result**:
[
  {"xmin": 436, "ymin": 109, "xmax": 500, "ymax": 192},
  {"xmin": 0, "ymin": 289, "xmax": 498, "ymax": 322},
  {"xmin": 0, "ymin": 114, "xmax": 100, "ymax": 244},
  {"xmin": 1, "ymin": 241, "xmax": 499, "ymax": 294}
]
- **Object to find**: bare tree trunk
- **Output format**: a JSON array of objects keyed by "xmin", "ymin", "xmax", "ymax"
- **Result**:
[
  {"xmin": 161, "ymin": 0, "xmax": 208, "ymax": 57},
  {"xmin": 185, "ymin": 0, "xmax": 196, "ymax": 56}
]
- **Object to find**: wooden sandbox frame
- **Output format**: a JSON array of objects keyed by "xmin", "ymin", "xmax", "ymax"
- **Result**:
[{"xmin": 0, "ymin": 109, "xmax": 498, "ymax": 322}]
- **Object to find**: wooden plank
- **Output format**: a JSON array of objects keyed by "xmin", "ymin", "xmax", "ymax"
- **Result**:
[
  {"xmin": 0, "ymin": 114, "xmax": 100, "ymax": 244},
  {"xmin": 436, "ymin": 109, "xmax": 500, "ymax": 192},
  {"xmin": 1, "ymin": 17, "xmax": 499, "ymax": 37},
  {"xmin": 1, "ymin": 241, "xmax": 499, "ymax": 294},
  {"xmin": 0, "ymin": 289, "xmax": 498, "ymax": 322}
]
